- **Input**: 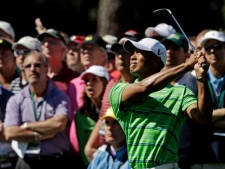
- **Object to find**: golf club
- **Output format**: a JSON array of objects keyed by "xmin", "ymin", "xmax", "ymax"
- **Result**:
[{"xmin": 153, "ymin": 8, "xmax": 207, "ymax": 70}]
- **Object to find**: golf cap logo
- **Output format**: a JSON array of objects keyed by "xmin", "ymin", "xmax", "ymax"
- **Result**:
[
  {"xmin": 158, "ymin": 49, "xmax": 163, "ymax": 55},
  {"xmin": 168, "ymin": 34, "xmax": 180, "ymax": 40},
  {"xmin": 85, "ymin": 36, "xmax": 93, "ymax": 41}
]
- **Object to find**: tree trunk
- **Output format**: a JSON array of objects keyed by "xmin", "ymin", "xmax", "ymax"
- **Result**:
[{"xmin": 97, "ymin": 0, "xmax": 135, "ymax": 37}]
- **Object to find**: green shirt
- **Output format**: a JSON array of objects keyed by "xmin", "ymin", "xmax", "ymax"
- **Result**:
[
  {"xmin": 75, "ymin": 109, "xmax": 96, "ymax": 166},
  {"xmin": 109, "ymin": 79, "xmax": 197, "ymax": 169}
]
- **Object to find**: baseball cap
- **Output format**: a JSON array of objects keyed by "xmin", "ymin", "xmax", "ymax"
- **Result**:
[
  {"xmin": 145, "ymin": 23, "xmax": 176, "ymax": 38},
  {"xmin": 100, "ymin": 107, "xmax": 116, "ymax": 120},
  {"xmin": 70, "ymin": 35, "xmax": 85, "ymax": 44},
  {"xmin": 124, "ymin": 30, "xmax": 138, "ymax": 36},
  {"xmin": 123, "ymin": 38, "xmax": 167, "ymax": 65},
  {"xmin": 80, "ymin": 34, "xmax": 107, "ymax": 49},
  {"xmin": 0, "ymin": 21, "xmax": 15, "ymax": 39},
  {"xmin": 80, "ymin": 65, "xmax": 109, "ymax": 81},
  {"xmin": 0, "ymin": 38, "xmax": 13, "ymax": 49},
  {"xmin": 161, "ymin": 32, "xmax": 189, "ymax": 52},
  {"xmin": 37, "ymin": 28, "xmax": 66, "ymax": 44},
  {"xmin": 102, "ymin": 34, "xmax": 118, "ymax": 45},
  {"xmin": 200, "ymin": 30, "xmax": 225, "ymax": 46},
  {"xmin": 12, "ymin": 36, "xmax": 42, "ymax": 51},
  {"xmin": 111, "ymin": 35, "xmax": 141, "ymax": 52}
]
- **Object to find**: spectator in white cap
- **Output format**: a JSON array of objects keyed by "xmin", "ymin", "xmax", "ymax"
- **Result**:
[
  {"xmin": 179, "ymin": 30, "xmax": 225, "ymax": 169},
  {"xmin": 0, "ymin": 21, "xmax": 15, "ymax": 42},
  {"xmin": 145, "ymin": 23, "xmax": 176, "ymax": 41},
  {"xmin": 84, "ymin": 35, "xmax": 140, "ymax": 163},
  {"xmin": 66, "ymin": 34, "xmax": 108, "ymax": 163},
  {"xmin": 109, "ymin": 37, "xmax": 212, "ymax": 168},
  {"xmin": 9, "ymin": 36, "xmax": 42, "ymax": 94},
  {"xmin": 75, "ymin": 65, "xmax": 109, "ymax": 167}
]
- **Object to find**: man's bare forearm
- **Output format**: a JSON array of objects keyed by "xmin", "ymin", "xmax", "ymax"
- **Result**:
[{"xmin": 122, "ymin": 63, "xmax": 192, "ymax": 107}]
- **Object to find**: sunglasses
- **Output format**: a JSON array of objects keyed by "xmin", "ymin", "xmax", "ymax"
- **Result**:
[
  {"xmin": 204, "ymin": 44, "xmax": 224, "ymax": 52},
  {"xmin": 14, "ymin": 50, "xmax": 30, "ymax": 57},
  {"xmin": 23, "ymin": 63, "xmax": 42, "ymax": 69},
  {"xmin": 68, "ymin": 46, "xmax": 79, "ymax": 52}
]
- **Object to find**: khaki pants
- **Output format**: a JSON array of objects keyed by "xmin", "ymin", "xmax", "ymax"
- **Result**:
[
  {"xmin": 147, "ymin": 163, "xmax": 180, "ymax": 169},
  {"xmin": 191, "ymin": 163, "xmax": 225, "ymax": 169}
]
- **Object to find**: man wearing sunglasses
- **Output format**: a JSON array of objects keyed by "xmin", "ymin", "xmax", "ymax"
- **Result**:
[
  {"xmin": 4, "ymin": 51, "xmax": 74, "ymax": 169},
  {"xmin": 179, "ymin": 30, "xmax": 225, "ymax": 169},
  {"xmin": 10, "ymin": 36, "xmax": 42, "ymax": 94}
]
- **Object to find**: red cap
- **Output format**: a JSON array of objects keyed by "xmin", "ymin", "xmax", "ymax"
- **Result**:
[
  {"xmin": 70, "ymin": 35, "xmax": 85, "ymax": 44},
  {"xmin": 124, "ymin": 30, "xmax": 138, "ymax": 36}
]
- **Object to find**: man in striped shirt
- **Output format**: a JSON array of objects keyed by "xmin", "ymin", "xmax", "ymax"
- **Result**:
[{"xmin": 109, "ymin": 38, "xmax": 213, "ymax": 169}]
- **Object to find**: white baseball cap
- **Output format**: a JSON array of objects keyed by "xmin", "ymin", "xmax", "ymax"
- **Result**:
[
  {"xmin": 0, "ymin": 21, "xmax": 15, "ymax": 39},
  {"xmin": 102, "ymin": 34, "xmax": 118, "ymax": 45},
  {"xmin": 145, "ymin": 23, "xmax": 176, "ymax": 38},
  {"xmin": 200, "ymin": 30, "xmax": 225, "ymax": 46},
  {"xmin": 123, "ymin": 38, "xmax": 167, "ymax": 65},
  {"xmin": 12, "ymin": 36, "xmax": 42, "ymax": 51},
  {"xmin": 81, "ymin": 65, "xmax": 109, "ymax": 81}
]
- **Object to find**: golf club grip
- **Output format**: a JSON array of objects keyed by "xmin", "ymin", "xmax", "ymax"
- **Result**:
[{"xmin": 201, "ymin": 63, "xmax": 207, "ymax": 70}]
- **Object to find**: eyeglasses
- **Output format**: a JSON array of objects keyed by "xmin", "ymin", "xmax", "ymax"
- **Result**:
[
  {"xmin": 14, "ymin": 50, "xmax": 30, "ymax": 57},
  {"xmin": 23, "ymin": 63, "xmax": 42, "ymax": 69},
  {"xmin": 68, "ymin": 46, "xmax": 79, "ymax": 52},
  {"xmin": 204, "ymin": 44, "xmax": 224, "ymax": 52}
]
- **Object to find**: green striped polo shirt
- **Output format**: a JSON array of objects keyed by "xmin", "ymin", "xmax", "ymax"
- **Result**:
[{"xmin": 109, "ymin": 79, "xmax": 197, "ymax": 169}]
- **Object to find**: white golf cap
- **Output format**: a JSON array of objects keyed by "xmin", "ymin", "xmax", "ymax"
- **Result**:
[
  {"xmin": 12, "ymin": 36, "xmax": 42, "ymax": 51},
  {"xmin": 0, "ymin": 21, "xmax": 15, "ymax": 39},
  {"xmin": 102, "ymin": 34, "xmax": 118, "ymax": 45},
  {"xmin": 123, "ymin": 38, "xmax": 167, "ymax": 65},
  {"xmin": 200, "ymin": 30, "xmax": 225, "ymax": 46},
  {"xmin": 145, "ymin": 23, "xmax": 176, "ymax": 38},
  {"xmin": 80, "ymin": 65, "xmax": 109, "ymax": 81}
]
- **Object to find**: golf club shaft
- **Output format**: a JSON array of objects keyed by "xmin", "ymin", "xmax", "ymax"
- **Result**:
[
  {"xmin": 170, "ymin": 15, "xmax": 195, "ymax": 51},
  {"xmin": 154, "ymin": 8, "xmax": 207, "ymax": 70},
  {"xmin": 170, "ymin": 14, "xmax": 207, "ymax": 69}
]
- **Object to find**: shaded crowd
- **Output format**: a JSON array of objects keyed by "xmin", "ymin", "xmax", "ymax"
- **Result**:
[{"xmin": 0, "ymin": 19, "xmax": 224, "ymax": 169}]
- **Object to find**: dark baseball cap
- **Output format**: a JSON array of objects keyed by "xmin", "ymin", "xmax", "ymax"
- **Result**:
[
  {"xmin": 161, "ymin": 32, "xmax": 189, "ymax": 53},
  {"xmin": 37, "ymin": 28, "xmax": 66, "ymax": 44},
  {"xmin": 80, "ymin": 34, "xmax": 107, "ymax": 49},
  {"xmin": 0, "ymin": 37, "xmax": 13, "ymax": 49},
  {"xmin": 111, "ymin": 35, "xmax": 141, "ymax": 52}
]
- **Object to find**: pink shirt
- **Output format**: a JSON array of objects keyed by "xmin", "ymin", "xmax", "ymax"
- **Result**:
[{"xmin": 67, "ymin": 76, "xmax": 84, "ymax": 155}]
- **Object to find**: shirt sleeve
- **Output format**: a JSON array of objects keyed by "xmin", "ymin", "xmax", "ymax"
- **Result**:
[
  {"xmin": 109, "ymin": 83, "xmax": 129, "ymax": 120},
  {"xmin": 181, "ymin": 87, "xmax": 197, "ymax": 112},
  {"xmin": 54, "ymin": 90, "xmax": 72, "ymax": 122},
  {"xmin": 4, "ymin": 94, "xmax": 22, "ymax": 127}
]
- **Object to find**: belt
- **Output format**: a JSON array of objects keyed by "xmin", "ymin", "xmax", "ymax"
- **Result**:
[
  {"xmin": 25, "ymin": 151, "xmax": 69, "ymax": 161},
  {"xmin": 147, "ymin": 163, "xmax": 179, "ymax": 169}
]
